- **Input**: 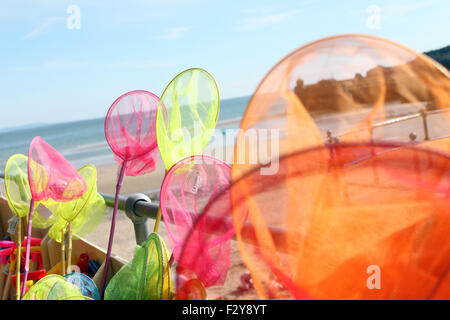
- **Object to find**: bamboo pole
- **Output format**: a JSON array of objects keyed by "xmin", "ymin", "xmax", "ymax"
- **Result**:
[
  {"xmin": 61, "ymin": 228, "xmax": 66, "ymax": 276},
  {"xmin": 67, "ymin": 222, "xmax": 72, "ymax": 274},
  {"xmin": 15, "ymin": 218, "xmax": 21, "ymax": 300}
]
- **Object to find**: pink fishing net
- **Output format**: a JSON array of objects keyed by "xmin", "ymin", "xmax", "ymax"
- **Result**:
[
  {"xmin": 175, "ymin": 176, "xmax": 251, "ymax": 300},
  {"xmin": 104, "ymin": 90, "xmax": 160, "ymax": 176},
  {"xmin": 101, "ymin": 90, "xmax": 160, "ymax": 297},
  {"xmin": 160, "ymin": 155, "xmax": 232, "ymax": 287},
  {"xmin": 175, "ymin": 179, "xmax": 250, "ymax": 298},
  {"xmin": 28, "ymin": 136, "xmax": 86, "ymax": 202},
  {"xmin": 23, "ymin": 136, "xmax": 86, "ymax": 297}
]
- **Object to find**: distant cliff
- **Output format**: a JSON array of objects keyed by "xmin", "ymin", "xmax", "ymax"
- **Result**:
[
  {"xmin": 425, "ymin": 45, "xmax": 450, "ymax": 70},
  {"xmin": 293, "ymin": 45, "xmax": 449, "ymax": 114}
]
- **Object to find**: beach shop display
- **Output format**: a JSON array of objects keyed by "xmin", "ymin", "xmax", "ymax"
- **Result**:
[
  {"xmin": 22, "ymin": 136, "xmax": 87, "ymax": 297},
  {"xmin": 102, "ymin": 90, "xmax": 160, "ymax": 297},
  {"xmin": 159, "ymin": 155, "xmax": 234, "ymax": 296},
  {"xmin": 0, "ymin": 33, "xmax": 448, "ymax": 301},
  {"xmin": 47, "ymin": 164, "xmax": 106, "ymax": 276}
]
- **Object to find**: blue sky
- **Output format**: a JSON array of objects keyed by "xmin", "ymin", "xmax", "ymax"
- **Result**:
[{"xmin": 0, "ymin": 0, "xmax": 449, "ymax": 129}]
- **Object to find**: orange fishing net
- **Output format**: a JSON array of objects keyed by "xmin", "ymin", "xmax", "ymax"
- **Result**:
[
  {"xmin": 230, "ymin": 143, "xmax": 449, "ymax": 299},
  {"xmin": 229, "ymin": 34, "xmax": 450, "ymax": 300}
]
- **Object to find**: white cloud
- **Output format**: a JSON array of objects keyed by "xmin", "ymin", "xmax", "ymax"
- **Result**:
[
  {"xmin": 155, "ymin": 26, "xmax": 192, "ymax": 40},
  {"xmin": 238, "ymin": 11, "xmax": 296, "ymax": 30},
  {"xmin": 24, "ymin": 16, "xmax": 65, "ymax": 39}
]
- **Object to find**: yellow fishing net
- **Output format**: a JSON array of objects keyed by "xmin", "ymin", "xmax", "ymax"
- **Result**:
[
  {"xmin": 156, "ymin": 68, "xmax": 220, "ymax": 170},
  {"xmin": 47, "ymin": 164, "xmax": 106, "ymax": 242},
  {"xmin": 4, "ymin": 154, "xmax": 58, "ymax": 228}
]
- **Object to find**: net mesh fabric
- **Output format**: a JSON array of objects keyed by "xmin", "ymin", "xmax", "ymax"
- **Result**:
[
  {"xmin": 47, "ymin": 165, "xmax": 106, "ymax": 242},
  {"xmin": 227, "ymin": 143, "xmax": 450, "ymax": 299},
  {"xmin": 160, "ymin": 155, "xmax": 232, "ymax": 287},
  {"xmin": 64, "ymin": 272, "xmax": 100, "ymax": 300},
  {"xmin": 4, "ymin": 154, "xmax": 59, "ymax": 228},
  {"xmin": 233, "ymin": 34, "xmax": 450, "ymax": 180},
  {"xmin": 22, "ymin": 275, "xmax": 82, "ymax": 300},
  {"xmin": 28, "ymin": 136, "xmax": 86, "ymax": 202},
  {"xmin": 175, "ymin": 171, "xmax": 248, "ymax": 294},
  {"xmin": 156, "ymin": 68, "xmax": 220, "ymax": 170},
  {"xmin": 104, "ymin": 90, "xmax": 159, "ymax": 176},
  {"xmin": 104, "ymin": 233, "xmax": 173, "ymax": 300}
]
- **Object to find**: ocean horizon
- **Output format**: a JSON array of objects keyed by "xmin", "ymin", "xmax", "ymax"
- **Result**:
[{"xmin": 0, "ymin": 95, "xmax": 251, "ymax": 170}]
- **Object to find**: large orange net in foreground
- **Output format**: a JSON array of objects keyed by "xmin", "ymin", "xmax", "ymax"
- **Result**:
[{"xmin": 222, "ymin": 34, "xmax": 450, "ymax": 300}]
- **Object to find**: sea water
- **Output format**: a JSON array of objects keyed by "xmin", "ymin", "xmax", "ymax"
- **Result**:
[{"xmin": 0, "ymin": 96, "xmax": 250, "ymax": 170}]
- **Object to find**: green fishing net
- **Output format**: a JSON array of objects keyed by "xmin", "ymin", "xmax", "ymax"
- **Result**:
[
  {"xmin": 47, "ymin": 164, "xmax": 106, "ymax": 242},
  {"xmin": 4, "ymin": 154, "xmax": 58, "ymax": 228},
  {"xmin": 104, "ymin": 233, "xmax": 173, "ymax": 300},
  {"xmin": 22, "ymin": 275, "xmax": 82, "ymax": 300},
  {"xmin": 156, "ymin": 68, "xmax": 220, "ymax": 170}
]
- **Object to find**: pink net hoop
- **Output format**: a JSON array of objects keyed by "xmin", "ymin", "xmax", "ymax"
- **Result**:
[
  {"xmin": 28, "ymin": 136, "xmax": 86, "ymax": 202},
  {"xmin": 160, "ymin": 155, "xmax": 232, "ymax": 287},
  {"xmin": 104, "ymin": 90, "xmax": 160, "ymax": 176}
]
